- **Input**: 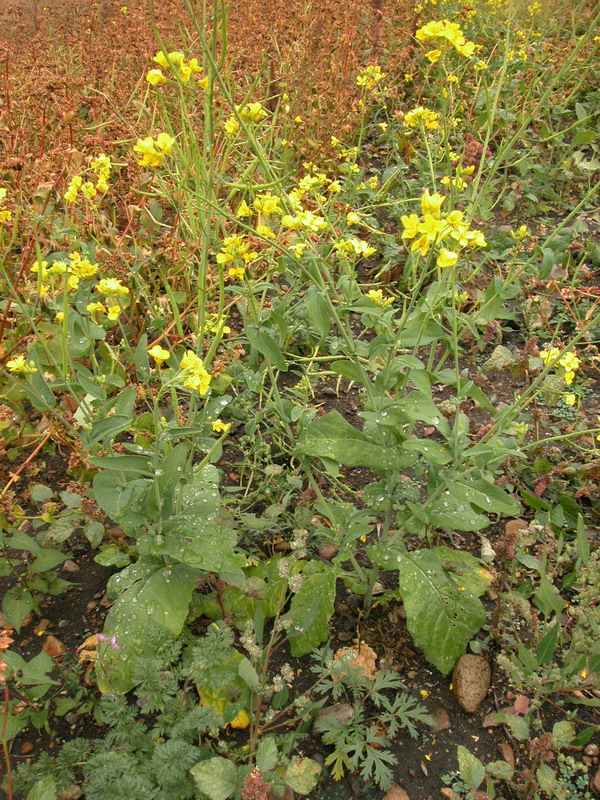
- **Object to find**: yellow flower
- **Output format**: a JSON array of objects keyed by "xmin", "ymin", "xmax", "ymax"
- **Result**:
[
  {"xmin": 223, "ymin": 116, "xmax": 240, "ymax": 137},
  {"xmin": 86, "ymin": 301, "xmax": 106, "ymax": 314},
  {"xmin": 421, "ymin": 189, "xmax": 446, "ymax": 217},
  {"xmin": 291, "ymin": 242, "xmax": 306, "ymax": 258},
  {"xmin": 253, "ymin": 193, "xmax": 283, "ymax": 216},
  {"xmin": 81, "ymin": 181, "xmax": 97, "ymax": 200},
  {"xmin": 334, "ymin": 238, "xmax": 376, "ymax": 258},
  {"xmin": 146, "ymin": 69, "xmax": 167, "ymax": 86},
  {"xmin": 212, "ymin": 419, "xmax": 232, "ymax": 434},
  {"xmin": 236, "ymin": 200, "xmax": 252, "ymax": 218},
  {"xmin": 347, "ymin": 211, "xmax": 361, "ymax": 225},
  {"xmin": 55, "ymin": 312, "xmax": 64, "ymax": 322},
  {"xmin": 180, "ymin": 351, "xmax": 211, "ymax": 395},
  {"xmin": 6, "ymin": 355, "xmax": 37, "ymax": 374},
  {"xmin": 366, "ymin": 289, "xmax": 394, "ymax": 307},
  {"xmin": 239, "ymin": 102, "xmax": 268, "ymax": 122},
  {"xmin": 148, "ymin": 344, "xmax": 171, "ymax": 365},
  {"xmin": 426, "ymin": 49, "xmax": 442, "ymax": 62},
  {"xmin": 404, "ymin": 106, "xmax": 439, "ymax": 130},
  {"xmin": 31, "ymin": 260, "xmax": 49, "ymax": 280},
  {"xmin": 64, "ymin": 175, "xmax": 82, "ymax": 202},
  {"xmin": 107, "ymin": 305, "xmax": 121, "ymax": 321},
  {"xmin": 95, "ymin": 278, "xmax": 129, "ymax": 296},
  {"xmin": 563, "ymin": 393, "xmax": 576, "ymax": 406},
  {"xmin": 197, "ymin": 76, "xmax": 209, "ymax": 90},
  {"xmin": 437, "ymin": 248, "xmax": 459, "ymax": 268},
  {"xmin": 256, "ymin": 223, "xmax": 275, "ymax": 239},
  {"xmin": 133, "ymin": 133, "xmax": 174, "ymax": 167},
  {"xmin": 401, "ymin": 213, "xmax": 420, "ymax": 240},
  {"xmin": 356, "ymin": 64, "xmax": 386, "ymax": 89},
  {"xmin": 228, "ymin": 266, "xmax": 245, "ymax": 279}
]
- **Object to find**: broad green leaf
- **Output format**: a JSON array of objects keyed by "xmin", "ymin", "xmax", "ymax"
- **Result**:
[
  {"xmin": 485, "ymin": 760, "xmax": 514, "ymax": 782},
  {"xmin": 426, "ymin": 491, "xmax": 490, "ymax": 532},
  {"xmin": 534, "ymin": 573, "xmax": 566, "ymax": 618},
  {"xmin": 86, "ymin": 414, "xmax": 132, "ymax": 446},
  {"xmin": 537, "ymin": 622, "xmax": 560, "ymax": 666},
  {"xmin": 285, "ymin": 757, "xmax": 322, "ymax": 795},
  {"xmin": 305, "ymin": 285, "xmax": 331, "ymax": 341},
  {"xmin": 246, "ymin": 326, "xmax": 288, "ymax": 372},
  {"xmin": 256, "ymin": 737, "xmax": 278, "ymax": 774},
  {"xmin": 284, "ymin": 564, "xmax": 336, "ymax": 657},
  {"xmin": 191, "ymin": 757, "xmax": 238, "ymax": 800},
  {"xmin": 396, "ymin": 549, "xmax": 487, "ymax": 674},
  {"xmin": 457, "ymin": 746, "xmax": 485, "ymax": 790},
  {"xmin": 331, "ymin": 360, "xmax": 369, "ymax": 385},
  {"xmin": 536, "ymin": 765, "xmax": 568, "ymax": 800},
  {"xmin": 403, "ymin": 439, "xmax": 452, "ymax": 465},
  {"xmin": 161, "ymin": 465, "xmax": 245, "ymax": 573},
  {"xmin": 26, "ymin": 776, "xmax": 57, "ymax": 800},
  {"xmin": 30, "ymin": 548, "xmax": 67, "ymax": 573},
  {"xmin": 296, "ymin": 411, "xmax": 414, "ymax": 475},
  {"xmin": 452, "ymin": 479, "xmax": 521, "ymax": 517},
  {"xmin": 2, "ymin": 587, "xmax": 35, "ymax": 632},
  {"xmin": 97, "ymin": 560, "xmax": 198, "ymax": 693}
]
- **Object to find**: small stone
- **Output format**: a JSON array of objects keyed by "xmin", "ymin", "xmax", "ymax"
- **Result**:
[
  {"xmin": 383, "ymin": 786, "xmax": 410, "ymax": 800},
  {"xmin": 440, "ymin": 790, "xmax": 458, "ymax": 799},
  {"xmin": 20, "ymin": 741, "xmax": 34, "ymax": 755},
  {"xmin": 407, "ymin": 670, "xmax": 417, "ymax": 679},
  {"xmin": 59, "ymin": 787, "xmax": 83, "ymax": 800},
  {"xmin": 398, "ymin": 604, "xmax": 407, "ymax": 619},
  {"xmin": 430, "ymin": 706, "xmax": 451, "ymax": 731},
  {"xmin": 452, "ymin": 654, "xmax": 491, "ymax": 713},
  {"xmin": 61, "ymin": 560, "xmax": 80, "ymax": 573},
  {"xmin": 372, "ymin": 581, "xmax": 385, "ymax": 596},
  {"xmin": 585, "ymin": 744, "xmax": 599, "ymax": 757},
  {"xmin": 504, "ymin": 519, "xmax": 528, "ymax": 537},
  {"xmin": 312, "ymin": 703, "xmax": 353, "ymax": 734},
  {"xmin": 58, "ymin": 619, "xmax": 69, "ymax": 629},
  {"xmin": 317, "ymin": 543, "xmax": 338, "ymax": 561},
  {"xmin": 65, "ymin": 712, "xmax": 79, "ymax": 725},
  {"xmin": 43, "ymin": 635, "xmax": 67, "ymax": 660},
  {"xmin": 592, "ymin": 768, "xmax": 600, "ymax": 795}
]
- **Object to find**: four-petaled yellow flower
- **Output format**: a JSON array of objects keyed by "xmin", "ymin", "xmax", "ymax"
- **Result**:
[
  {"xmin": 148, "ymin": 344, "xmax": 171, "ymax": 366},
  {"xmin": 437, "ymin": 248, "xmax": 459, "ymax": 268},
  {"xmin": 212, "ymin": 419, "xmax": 231, "ymax": 434},
  {"xmin": 95, "ymin": 278, "xmax": 129, "ymax": 296},
  {"xmin": 133, "ymin": 132, "xmax": 175, "ymax": 167},
  {"xmin": 366, "ymin": 289, "xmax": 394, "ymax": 307}
]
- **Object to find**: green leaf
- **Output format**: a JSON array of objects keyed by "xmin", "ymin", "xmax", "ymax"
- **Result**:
[
  {"xmin": 285, "ymin": 758, "xmax": 322, "ymax": 795},
  {"xmin": 162, "ymin": 465, "xmax": 245, "ymax": 573},
  {"xmin": 331, "ymin": 360, "xmax": 369, "ymax": 385},
  {"xmin": 284, "ymin": 564, "xmax": 336, "ymax": 657},
  {"xmin": 30, "ymin": 548, "xmax": 67, "ymax": 572},
  {"xmin": 256, "ymin": 737, "xmax": 278, "ymax": 774},
  {"xmin": 537, "ymin": 622, "xmax": 560, "ymax": 666},
  {"xmin": 536, "ymin": 765, "xmax": 568, "ymax": 800},
  {"xmin": 396, "ymin": 549, "xmax": 487, "ymax": 674},
  {"xmin": 97, "ymin": 560, "xmax": 198, "ymax": 693},
  {"xmin": 457, "ymin": 746, "xmax": 485, "ymax": 790},
  {"xmin": 30, "ymin": 484, "xmax": 53, "ymax": 503},
  {"xmin": 246, "ymin": 326, "xmax": 288, "ymax": 372},
  {"xmin": 305, "ymin": 285, "xmax": 331, "ymax": 341},
  {"xmin": 452, "ymin": 479, "xmax": 522, "ymax": 517},
  {"xmin": 191, "ymin": 757, "xmax": 238, "ymax": 800},
  {"xmin": 26, "ymin": 776, "xmax": 57, "ymax": 800},
  {"xmin": 238, "ymin": 657, "xmax": 260, "ymax": 691},
  {"xmin": 576, "ymin": 514, "xmax": 590, "ymax": 566},
  {"xmin": 552, "ymin": 720, "xmax": 575, "ymax": 748},
  {"xmin": 2, "ymin": 587, "xmax": 35, "ymax": 632},
  {"xmin": 296, "ymin": 411, "xmax": 414, "ymax": 474},
  {"xmin": 485, "ymin": 760, "xmax": 514, "ymax": 782},
  {"xmin": 426, "ymin": 491, "xmax": 490, "ymax": 533},
  {"xmin": 534, "ymin": 573, "xmax": 566, "ymax": 618},
  {"xmin": 403, "ymin": 439, "xmax": 452, "ymax": 465},
  {"xmin": 134, "ymin": 334, "xmax": 151, "ymax": 381},
  {"xmin": 86, "ymin": 414, "xmax": 132, "ymax": 446}
]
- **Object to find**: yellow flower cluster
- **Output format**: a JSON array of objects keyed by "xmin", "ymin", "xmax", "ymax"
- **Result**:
[
  {"xmin": 0, "ymin": 188, "xmax": 12, "ymax": 223},
  {"xmin": 356, "ymin": 64, "xmax": 386, "ymax": 89},
  {"xmin": 6, "ymin": 354, "xmax": 37, "ymax": 374},
  {"xmin": 32, "ymin": 253, "xmax": 99, "ymax": 294},
  {"xmin": 147, "ymin": 50, "xmax": 203, "ymax": 86},
  {"xmin": 223, "ymin": 102, "xmax": 268, "ymax": 137},
  {"xmin": 95, "ymin": 277, "xmax": 129, "ymax": 297},
  {"xmin": 440, "ymin": 164, "xmax": 475, "ymax": 192},
  {"xmin": 366, "ymin": 289, "xmax": 394, "ymax": 307},
  {"xmin": 87, "ymin": 301, "xmax": 121, "ymax": 322},
  {"xmin": 416, "ymin": 19, "xmax": 476, "ymax": 59},
  {"xmin": 281, "ymin": 210, "xmax": 328, "ymax": 232},
  {"xmin": 133, "ymin": 133, "xmax": 175, "ymax": 167},
  {"xmin": 334, "ymin": 238, "xmax": 377, "ymax": 258},
  {"xmin": 253, "ymin": 193, "xmax": 283, "ymax": 216},
  {"xmin": 216, "ymin": 235, "xmax": 259, "ymax": 268},
  {"xmin": 404, "ymin": 106, "xmax": 439, "ymax": 130},
  {"xmin": 401, "ymin": 190, "xmax": 487, "ymax": 267},
  {"xmin": 180, "ymin": 351, "xmax": 211, "ymax": 394},
  {"xmin": 539, "ymin": 348, "xmax": 581, "ymax": 385},
  {"xmin": 64, "ymin": 154, "xmax": 112, "ymax": 203},
  {"xmin": 204, "ymin": 313, "xmax": 231, "ymax": 335}
]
